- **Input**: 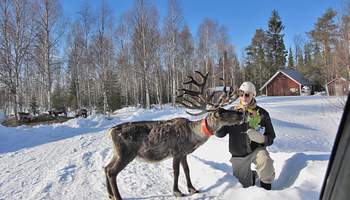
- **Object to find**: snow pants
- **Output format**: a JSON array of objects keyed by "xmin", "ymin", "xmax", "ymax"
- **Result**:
[{"xmin": 230, "ymin": 147, "xmax": 275, "ymax": 187}]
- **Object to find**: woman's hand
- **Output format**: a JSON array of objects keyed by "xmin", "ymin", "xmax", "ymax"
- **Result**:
[{"xmin": 247, "ymin": 128, "xmax": 265, "ymax": 143}]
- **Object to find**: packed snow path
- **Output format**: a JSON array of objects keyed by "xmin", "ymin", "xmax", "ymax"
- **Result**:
[{"xmin": 0, "ymin": 96, "xmax": 344, "ymax": 200}]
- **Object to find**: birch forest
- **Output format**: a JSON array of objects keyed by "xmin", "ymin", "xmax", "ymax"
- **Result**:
[
  {"xmin": 0, "ymin": 0, "xmax": 349, "ymax": 118},
  {"xmin": 0, "ymin": 0, "xmax": 241, "ymax": 117}
]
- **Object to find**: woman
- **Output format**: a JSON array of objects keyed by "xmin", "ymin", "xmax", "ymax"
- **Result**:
[{"xmin": 215, "ymin": 81, "xmax": 276, "ymax": 190}]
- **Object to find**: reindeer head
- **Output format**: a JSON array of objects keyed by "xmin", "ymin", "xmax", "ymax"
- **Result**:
[{"xmin": 177, "ymin": 71, "xmax": 243, "ymax": 131}]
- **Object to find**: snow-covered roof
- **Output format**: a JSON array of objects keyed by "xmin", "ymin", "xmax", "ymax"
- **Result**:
[{"xmin": 259, "ymin": 69, "xmax": 310, "ymax": 91}]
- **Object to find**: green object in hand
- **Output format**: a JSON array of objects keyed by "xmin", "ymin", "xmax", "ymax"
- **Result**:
[{"xmin": 248, "ymin": 110, "xmax": 261, "ymax": 129}]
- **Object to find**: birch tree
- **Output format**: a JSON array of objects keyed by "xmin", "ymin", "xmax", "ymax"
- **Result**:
[
  {"xmin": 115, "ymin": 12, "xmax": 133, "ymax": 106},
  {"xmin": 0, "ymin": 0, "xmax": 36, "ymax": 118},
  {"xmin": 163, "ymin": 0, "xmax": 183, "ymax": 106},
  {"xmin": 90, "ymin": 0, "xmax": 115, "ymax": 114},
  {"xmin": 132, "ymin": 0, "xmax": 160, "ymax": 109},
  {"xmin": 34, "ymin": 0, "xmax": 65, "ymax": 111},
  {"xmin": 66, "ymin": 21, "xmax": 84, "ymax": 110},
  {"xmin": 198, "ymin": 19, "xmax": 218, "ymax": 88}
]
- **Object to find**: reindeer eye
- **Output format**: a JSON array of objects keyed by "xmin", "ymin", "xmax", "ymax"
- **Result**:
[
  {"xmin": 218, "ymin": 108, "xmax": 223, "ymax": 114},
  {"xmin": 214, "ymin": 111, "xmax": 220, "ymax": 118}
]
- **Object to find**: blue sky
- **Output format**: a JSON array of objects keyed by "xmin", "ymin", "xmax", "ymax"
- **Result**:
[{"xmin": 61, "ymin": 0, "xmax": 347, "ymax": 61}]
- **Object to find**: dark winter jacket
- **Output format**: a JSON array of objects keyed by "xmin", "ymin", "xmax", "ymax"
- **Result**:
[{"xmin": 215, "ymin": 105, "xmax": 276, "ymax": 157}]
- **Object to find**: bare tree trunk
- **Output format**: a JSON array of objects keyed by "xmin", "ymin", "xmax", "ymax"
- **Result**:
[
  {"xmin": 167, "ymin": 72, "xmax": 171, "ymax": 103},
  {"xmin": 155, "ymin": 68, "xmax": 162, "ymax": 108},
  {"xmin": 103, "ymin": 87, "xmax": 108, "ymax": 114},
  {"xmin": 172, "ymin": 56, "xmax": 176, "ymax": 107},
  {"xmin": 87, "ymin": 79, "xmax": 92, "ymax": 111},
  {"xmin": 222, "ymin": 54, "xmax": 225, "ymax": 80},
  {"xmin": 145, "ymin": 76, "xmax": 150, "ymax": 109}
]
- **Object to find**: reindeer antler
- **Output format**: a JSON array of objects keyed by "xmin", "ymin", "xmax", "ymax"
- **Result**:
[
  {"xmin": 176, "ymin": 71, "xmax": 216, "ymax": 116},
  {"xmin": 177, "ymin": 71, "xmax": 238, "ymax": 115},
  {"xmin": 214, "ymin": 78, "xmax": 238, "ymax": 108}
]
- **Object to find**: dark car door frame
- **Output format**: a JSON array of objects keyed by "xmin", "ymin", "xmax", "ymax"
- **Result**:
[{"xmin": 320, "ymin": 92, "xmax": 350, "ymax": 200}]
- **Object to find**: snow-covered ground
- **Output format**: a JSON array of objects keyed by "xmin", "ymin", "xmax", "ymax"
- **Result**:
[
  {"xmin": 0, "ymin": 96, "xmax": 345, "ymax": 200},
  {"xmin": 0, "ymin": 110, "xmax": 4, "ymax": 123}
]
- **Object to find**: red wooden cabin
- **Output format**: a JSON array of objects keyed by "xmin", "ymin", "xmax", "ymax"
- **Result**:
[{"xmin": 259, "ymin": 69, "xmax": 310, "ymax": 96}]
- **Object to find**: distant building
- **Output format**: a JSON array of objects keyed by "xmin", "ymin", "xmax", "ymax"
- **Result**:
[
  {"xmin": 259, "ymin": 69, "xmax": 311, "ymax": 96},
  {"xmin": 325, "ymin": 77, "xmax": 349, "ymax": 96}
]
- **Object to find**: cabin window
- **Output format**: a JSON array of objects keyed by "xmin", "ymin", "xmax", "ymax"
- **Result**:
[{"xmin": 290, "ymin": 88, "xmax": 298, "ymax": 93}]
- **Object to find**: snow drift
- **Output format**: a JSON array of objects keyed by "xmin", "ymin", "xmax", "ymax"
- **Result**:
[{"xmin": 0, "ymin": 96, "xmax": 344, "ymax": 200}]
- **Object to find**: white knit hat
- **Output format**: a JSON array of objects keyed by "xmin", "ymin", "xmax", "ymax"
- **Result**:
[{"xmin": 239, "ymin": 81, "xmax": 256, "ymax": 96}]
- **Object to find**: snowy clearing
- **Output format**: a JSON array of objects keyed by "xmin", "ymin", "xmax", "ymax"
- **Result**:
[{"xmin": 0, "ymin": 96, "xmax": 345, "ymax": 200}]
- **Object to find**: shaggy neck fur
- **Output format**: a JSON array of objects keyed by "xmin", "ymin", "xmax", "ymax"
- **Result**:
[{"xmin": 191, "ymin": 112, "xmax": 221, "ymax": 138}]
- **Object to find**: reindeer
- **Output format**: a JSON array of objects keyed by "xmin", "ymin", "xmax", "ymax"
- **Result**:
[
  {"xmin": 75, "ymin": 108, "xmax": 88, "ymax": 118},
  {"xmin": 48, "ymin": 107, "xmax": 67, "ymax": 118},
  {"xmin": 104, "ymin": 71, "xmax": 243, "ymax": 200}
]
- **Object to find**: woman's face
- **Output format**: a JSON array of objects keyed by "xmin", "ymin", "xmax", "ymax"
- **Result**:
[{"xmin": 239, "ymin": 90, "xmax": 253, "ymax": 106}]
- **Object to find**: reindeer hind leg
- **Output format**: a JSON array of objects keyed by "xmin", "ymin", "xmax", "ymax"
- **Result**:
[
  {"xmin": 173, "ymin": 157, "xmax": 185, "ymax": 197},
  {"xmin": 181, "ymin": 156, "xmax": 199, "ymax": 194},
  {"xmin": 105, "ymin": 143, "xmax": 136, "ymax": 200},
  {"xmin": 105, "ymin": 155, "xmax": 116, "ymax": 199}
]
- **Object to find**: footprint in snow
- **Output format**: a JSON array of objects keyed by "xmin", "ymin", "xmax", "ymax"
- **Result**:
[{"xmin": 58, "ymin": 164, "xmax": 76, "ymax": 184}]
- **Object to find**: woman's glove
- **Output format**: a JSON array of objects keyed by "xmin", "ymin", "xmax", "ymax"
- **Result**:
[{"xmin": 247, "ymin": 128, "xmax": 265, "ymax": 144}]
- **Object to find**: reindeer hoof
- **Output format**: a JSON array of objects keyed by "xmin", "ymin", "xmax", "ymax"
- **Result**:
[
  {"xmin": 107, "ymin": 194, "xmax": 118, "ymax": 200},
  {"xmin": 173, "ymin": 190, "xmax": 185, "ymax": 197},
  {"xmin": 188, "ymin": 187, "xmax": 199, "ymax": 194}
]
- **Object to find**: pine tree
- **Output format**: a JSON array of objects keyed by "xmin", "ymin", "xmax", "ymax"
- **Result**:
[
  {"xmin": 300, "ymin": 43, "xmax": 312, "ymax": 78},
  {"xmin": 244, "ymin": 29, "xmax": 267, "ymax": 88},
  {"xmin": 68, "ymin": 78, "xmax": 78, "ymax": 110},
  {"xmin": 266, "ymin": 10, "xmax": 287, "ymax": 76},
  {"xmin": 52, "ymin": 82, "xmax": 65, "ymax": 109},
  {"xmin": 287, "ymin": 47, "xmax": 294, "ymax": 69},
  {"xmin": 305, "ymin": 43, "xmax": 325, "ymax": 90},
  {"xmin": 296, "ymin": 47, "xmax": 304, "ymax": 71},
  {"xmin": 308, "ymin": 8, "xmax": 337, "ymax": 83}
]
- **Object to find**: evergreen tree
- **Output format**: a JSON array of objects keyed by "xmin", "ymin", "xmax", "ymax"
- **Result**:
[
  {"xmin": 308, "ymin": 8, "xmax": 337, "ymax": 83},
  {"xmin": 305, "ymin": 43, "xmax": 325, "ymax": 90},
  {"xmin": 52, "ymin": 82, "xmax": 66, "ymax": 109},
  {"xmin": 299, "ymin": 43, "xmax": 312, "ymax": 79},
  {"xmin": 244, "ymin": 29, "xmax": 267, "ymax": 88},
  {"xmin": 303, "ymin": 43, "xmax": 312, "ymax": 68},
  {"xmin": 266, "ymin": 10, "xmax": 287, "ymax": 76},
  {"xmin": 287, "ymin": 47, "xmax": 295, "ymax": 69},
  {"xmin": 68, "ymin": 79, "xmax": 78, "ymax": 110},
  {"xmin": 296, "ymin": 47, "xmax": 304, "ymax": 71}
]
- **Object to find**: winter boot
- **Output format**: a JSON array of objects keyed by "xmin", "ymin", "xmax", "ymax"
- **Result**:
[
  {"xmin": 260, "ymin": 181, "xmax": 271, "ymax": 190},
  {"xmin": 252, "ymin": 171, "xmax": 257, "ymax": 186}
]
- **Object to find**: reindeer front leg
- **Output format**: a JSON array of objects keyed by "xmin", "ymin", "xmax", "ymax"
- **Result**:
[
  {"xmin": 181, "ymin": 156, "xmax": 199, "ymax": 194},
  {"xmin": 173, "ymin": 157, "xmax": 184, "ymax": 197}
]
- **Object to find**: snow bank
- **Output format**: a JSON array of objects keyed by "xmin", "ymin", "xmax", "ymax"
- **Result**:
[
  {"xmin": 0, "ymin": 96, "xmax": 344, "ymax": 200},
  {"xmin": 0, "ymin": 110, "xmax": 4, "ymax": 123}
]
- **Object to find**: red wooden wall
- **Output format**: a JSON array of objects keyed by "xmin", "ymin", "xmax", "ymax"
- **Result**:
[{"xmin": 266, "ymin": 73, "xmax": 300, "ymax": 96}]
